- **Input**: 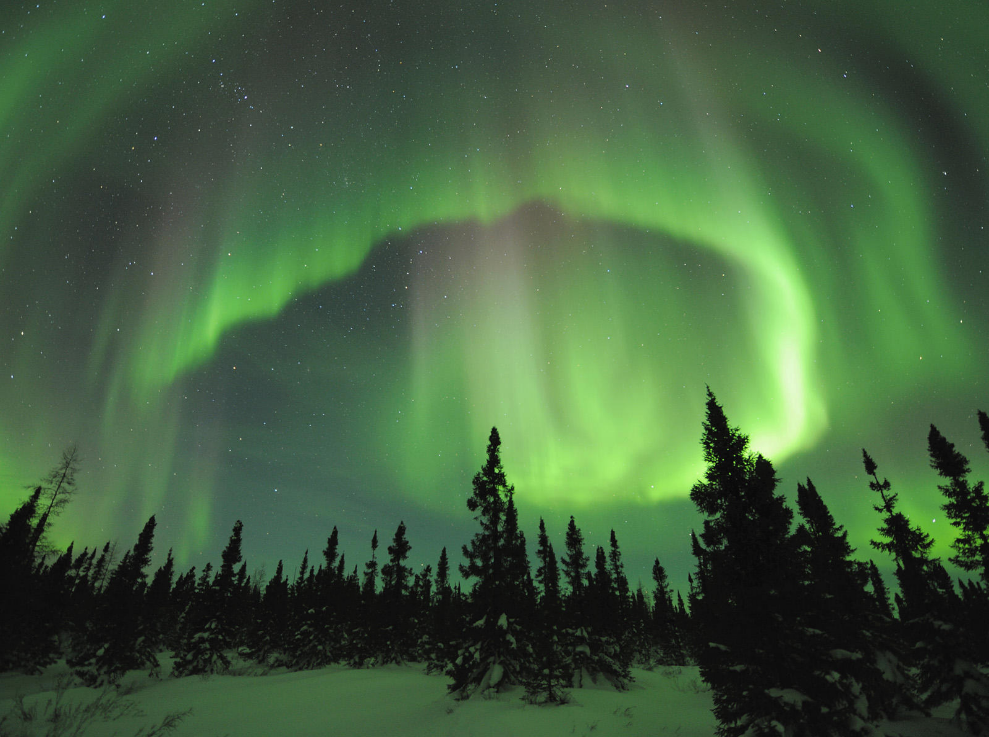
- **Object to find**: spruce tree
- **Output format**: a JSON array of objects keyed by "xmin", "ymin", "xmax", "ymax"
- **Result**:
[
  {"xmin": 928, "ymin": 424, "xmax": 989, "ymax": 582},
  {"xmin": 380, "ymin": 521, "xmax": 413, "ymax": 663},
  {"xmin": 865, "ymin": 449, "xmax": 989, "ymax": 731},
  {"xmin": 0, "ymin": 489, "xmax": 58, "ymax": 673},
  {"xmin": 534, "ymin": 519, "xmax": 561, "ymax": 608},
  {"xmin": 651, "ymin": 557, "xmax": 685, "ymax": 666},
  {"xmin": 867, "ymin": 560, "xmax": 893, "ymax": 619},
  {"xmin": 561, "ymin": 516, "xmax": 589, "ymax": 613},
  {"xmin": 448, "ymin": 427, "xmax": 530, "ymax": 699},
  {"xmin": 381, "ymin": 522, "xmax": 411, "ymax": 601},
  {"xmin": 362, "ymin": 530, "xmax": 379, "ymax": 599},
  {"xmin": 70, "ymin": 516, "xmax": 160, "ymax": 684},
  {"xmin": 689, "ymin": 389, "xmax": 818, "ymax": 737},
  {"xmin": 608, "ymin": 530, "xmax": 630, "ymax": 614},
  {"xmin": 793, "ymin": 478, "xmax": 912, "ymax": 725},
  {"xmin": 525, "ymin": 518, "xmax": 571, "ymax": 704},
  {"xmin": 864, "ymin": 450, "xmax": 937, "ymax": 620},
  {"xmin": 425, "ymin": 546, "xmax": 457, "ymax": 673},
  {"xmin": 172, "ymin": 521, "xmax": 245, "ymax": 677},
  {"xmin": 246, "ymin": 559, "xmax": 289, "ymax": 665}
]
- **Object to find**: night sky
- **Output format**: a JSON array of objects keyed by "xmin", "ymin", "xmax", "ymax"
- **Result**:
[{"xmin": 2, "ymin": 0, "xmax": 986, "ymax": 590}]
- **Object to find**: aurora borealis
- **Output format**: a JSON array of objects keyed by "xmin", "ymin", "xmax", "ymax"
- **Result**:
[{"xmin": 1, "ymin": 0, "xmax": 986, "ymax": 585}]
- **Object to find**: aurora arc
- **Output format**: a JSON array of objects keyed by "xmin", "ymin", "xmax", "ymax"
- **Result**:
[{"xmin": 0, "ymin": 0, "xmax": 985, "ymax": 569}]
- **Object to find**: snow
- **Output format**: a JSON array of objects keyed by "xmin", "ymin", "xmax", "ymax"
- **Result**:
[
  {"xmin": 0, "ymin": 657, "xmax": 974, "ymax": 737},
  {"xmin": 765, "ymin": 687, "xmax": 812, "ymax": 709}
]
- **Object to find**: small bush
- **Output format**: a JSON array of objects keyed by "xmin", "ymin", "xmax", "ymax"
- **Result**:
[{"xmin": 0, "ymin": 676, "xmax": 190, "ymax": 737}]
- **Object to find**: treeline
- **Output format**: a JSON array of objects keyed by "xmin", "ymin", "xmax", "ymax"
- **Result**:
[
  {"xmin": 1, "ymin": 392, "xmax": 989, "ymax": 735},
  {"xmin": 0, "ymin": 429, "xmax": 686, "ymax": 705}
]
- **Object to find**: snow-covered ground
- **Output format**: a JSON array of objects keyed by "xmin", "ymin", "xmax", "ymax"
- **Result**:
[{"xmin": 0, "ymin": 658, "xmax": 972, "ymax": 737}]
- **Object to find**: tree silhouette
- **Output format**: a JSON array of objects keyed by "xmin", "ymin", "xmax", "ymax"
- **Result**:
[{"xmin": 928, "ymin": 424, "xmax": 989, "ymax": 582}]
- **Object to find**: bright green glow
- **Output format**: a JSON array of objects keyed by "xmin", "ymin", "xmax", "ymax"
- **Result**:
[{"xmin": 0, "ymin": 1, "xmax": 985, "ymax": 568}]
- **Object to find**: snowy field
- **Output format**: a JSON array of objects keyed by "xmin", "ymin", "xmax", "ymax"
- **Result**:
[{"xmin": 0, "ymin": 658, "xmax": 972, "ymax": 737}]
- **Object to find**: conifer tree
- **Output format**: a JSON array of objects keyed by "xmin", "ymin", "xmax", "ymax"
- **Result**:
[
  {"xmin": 561, "ymin": 516, "xmax": 589, "ymax": 612},
  {"xmin": 525, "ymin": 518, "xmax": 571, "ymax": 704},
  {"xmin": 650, "ymin": 557, "xmax": 685, "ymax": 666},
  {"xmin": 501, "ymin": 493, "xmax": 533, "ymax": 618},
  {"xmin": 459, "ymin": 429, "xmax": 510, "ymax": 613},
  {"xmin": 146, "ymin": 548, "xmax": 176, "ymax": 651},
  {"xmin": 323, "ymin": 527, "xmax": 339, "ymax": 575},
  {"xmin": 689, "ymin": 389, "xmax": 824, "ymax": 737},
  {"xmin": 172, "ymin": 521, "xmax": 245, "ymax": 677},
  {"xmin": 864, "ymin": 450, "xmax": 937, "ymax": 619},
  {"xmin": 448, "ymin": 427, "xmax": 530, "ymax": 699},
  {"xmin": 928, "ymin": 424, "xmax": 989, "ymax": 582},
  {"xmin": 0, "ymin": 489, "xmax": 57, "ymax": 672},
  {"xmin": 381, "ymin": 522, "xmax": 411, "ymax": 601},
  {"xmin": 380, "ymin": 521, "xmax": 413, "ymax": 663},
  {"xmin": 534, "ymin": 518, "xmax": 561, "ymax": 608},
  {"xmin": 793, "ymin": 478, "xmax": 912, "ymax": 724},
  {"xmin": 363, "ymin": 530, "xmax": 379, "ymax": 599},
  {"xmin": 606, "ymin": 530, "xmax": 635, "ymax": 665},
  {"xmin": 865, "ymin": 449, "xmax": 989, "ymax": 731},
  {"xmin": 608, "ymin": 530, "xmax": 630, "ymax": 613},
  {"xmin": 70, "ymin": 516, "xmax": 160, "ymax": 684},
  {"xmin": 425, "ymin": 546, "xmax": 457, "ymax": 673},
  {"xmin": 246, "ymin": 559, "xmax": 289, "ymax": 665},
  {"xmin": 867, "ymin": 560, "xmax": 893, "ymax": 619}
]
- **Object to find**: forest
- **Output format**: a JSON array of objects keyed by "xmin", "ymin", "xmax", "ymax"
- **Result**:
[{"xmin": 1, "ymin": 389, "xmax": 988, "ymax": 737}]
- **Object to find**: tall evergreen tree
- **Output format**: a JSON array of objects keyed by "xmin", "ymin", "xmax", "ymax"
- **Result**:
[
  {"xmin": 380, "ymin": 521, "xmax": 414, "ymax": 663},
  {"xmin": 459, "ymin": 428, "xmax": 511, "ymax": 613},
  {"xmin": 525, "ymin": 518, "xmax": 571, "ymax": 704},
  {"xmin": 436, "ymin": 547, "xmax": 450, "ymax": 596},
  {"xmin": 864, "ymin": 450, "xmax": 937, "ymax": 619},
  {"xmin": 650, "ymin": 557, "xmax": 685, "ymax": 666},
  {"xmin": 928, "ymin": 424, "xmax": 989, "ymax": 582},
  {"xmin": 363, "ymin": 530, "xmax": 379, "ymax": 599},
  {"xmin": 794, "ymin": 478, "xmax": 913, "ymax": 723},
  {"xmin": 865, "ymin": 449, "xmax": 989, "ymax": 731},
  {"xmin": 867, "ymin": 560, "xmax": 893, "ymax": 619},
  {"xmin": 608, "ymin": 530, "xmax": 630, "ymax": 616},
  {"xmin": 561, "ymin": 516, "xmax": 589, "ymax": 612},
  {"xmin": 534, "ymin": 518, "xmax": 561, "ymax": 608},
  {"xmin": 381, "ymin": 522, "xmax": 412, "ymax": 601},
  {"xmin": 172, "ymin": 521, "xmax": 245, "ymax": 677},
  {"xmin": 425, "ymin": 546, "xmax": 457, "ymax": 674},
  {"xmin": 689, "ymin": 389, "xmax": 831, "ymax": 737},
  {"xmin": 0, "ymin": 489, "xmax": 57, "ymax": 672},
  {"xmin": 323, "ymin": 527, "xmax": 339, "ymax": 573},
  {"xmin": 449, "ymin": 427, "xmax": 530, "ymax": 699},
  {"xmin": 70, "ymin": 516, "xmax": 160, "ymax": 684}
]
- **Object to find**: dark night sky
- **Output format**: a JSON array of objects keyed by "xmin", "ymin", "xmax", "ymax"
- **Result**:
[{"xmin": 1, "ymin": 0, "xmax": 986, "ymax": 590}]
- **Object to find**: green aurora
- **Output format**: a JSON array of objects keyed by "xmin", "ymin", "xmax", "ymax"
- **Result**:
[{"xmin": 0, "ymin": 0, "xmax": 986, "ymax": 581}]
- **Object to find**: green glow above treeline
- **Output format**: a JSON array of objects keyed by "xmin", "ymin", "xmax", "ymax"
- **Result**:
[{"xmin": 0, "ymin": 0, "xmax": 985, "ymax": 569}]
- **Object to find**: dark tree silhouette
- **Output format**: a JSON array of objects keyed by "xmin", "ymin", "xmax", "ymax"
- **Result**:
[
  {"xmin": 172, "ymin": 520, "xmax": 245, "ymax": 677},
  {"xmin": 561, "ymin": 516, "xmax": 589, "ymax": 612},
  {"xmin": 70, "ymin": 515, "xmax": 160, "ymax": 684},
  {"xmin": 928, "ymin": 424, "xmax": 989, "ymax": 582},
  {"xmin": 690, "ymin": 389, "xmax": 827, "ymax": 737},
  {"xmin": 448, "ymin": 427, "xmax": 531, "ymax": 699},
  {"xmin": 865, "ymin": 449, "xmax": 989, "ymax": 731},
  {"xmin": 30, "ymin": 445, "xmax": 81, "ymax": 557},
  {"xmin": 0, "ymin": 489, "xmax": 56, "ymax": 672}
]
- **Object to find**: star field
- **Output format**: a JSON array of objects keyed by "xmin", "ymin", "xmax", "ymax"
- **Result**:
[{"xmin": 1, "ymin": 0, "xmax": 987, "ymax": 586}]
